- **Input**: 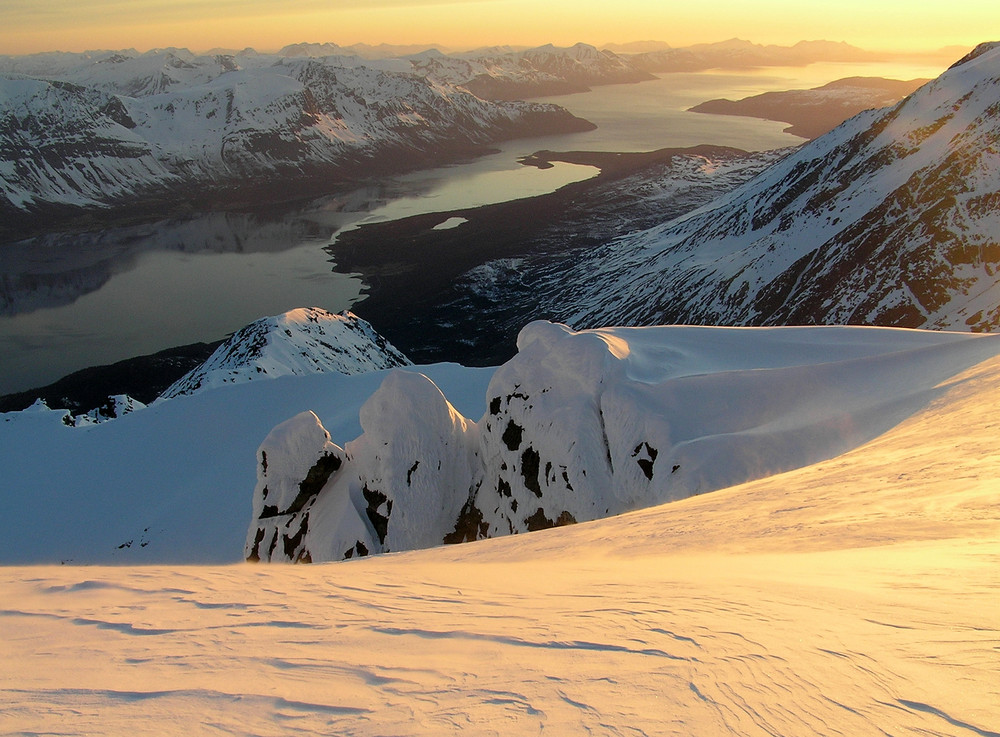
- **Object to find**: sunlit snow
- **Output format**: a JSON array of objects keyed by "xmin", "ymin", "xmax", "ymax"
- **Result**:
[{"xmin": 2, "ymin": 323, "xmax": 998, "ymax": 735}]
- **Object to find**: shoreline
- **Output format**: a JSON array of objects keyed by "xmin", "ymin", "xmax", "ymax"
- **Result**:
[
  {"xmin": 0, "ymin": 143, "xmax": 766, "ymax": 411},
  {"xmin": 327, "ymin": 144, "xmax": 758, "ymax": 365}
]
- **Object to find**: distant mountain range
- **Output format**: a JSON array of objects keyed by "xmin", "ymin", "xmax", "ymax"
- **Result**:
[
  {"xmin": 1, "ymin": 37, "xmax": 922, "ymax": 236},
  {"xmin": 628, "ymin": 38, "xmax": 884, "ymax": 73}
]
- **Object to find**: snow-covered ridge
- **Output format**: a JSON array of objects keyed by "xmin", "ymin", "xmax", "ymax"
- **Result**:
[
  {"xmin": 4, "ymin": 333, "xmax": 998, "ymax": 734},
  {"xmin": 161, "ymin": 308, "xmax": 410, "ymax": 399},
  {"xmin": 522, "ymin": 42, "xmax": 1000, "ymax": 333},
  {"xmin": 0, "ymin": 48, "xmax": 592, "ymax": 224},
  {"xmin": 246, "ymin": 320, "xmax": 999, "ymax": 562},
  {"xmin": 12, "ymin": 394, "xmax": 146, "ymax": 427}
]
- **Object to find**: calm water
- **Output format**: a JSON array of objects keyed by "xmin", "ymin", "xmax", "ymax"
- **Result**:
[{"xmin": 0, "ymin": 60, "xmax": 945, "ymax": 394}]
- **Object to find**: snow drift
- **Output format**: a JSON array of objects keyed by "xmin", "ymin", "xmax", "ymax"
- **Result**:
[{"xmin": 247, "ymin": 320, "xmax": 1000, "ymax": 562}]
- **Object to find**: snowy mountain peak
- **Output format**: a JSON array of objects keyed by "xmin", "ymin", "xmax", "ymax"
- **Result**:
[
  {"xmin": 948, "ymin": 40, "xmax": 1000, "ymax": 69},
  {"xmin": 161, "ymin": 308, "xmax": 411, "ymax": 400}
]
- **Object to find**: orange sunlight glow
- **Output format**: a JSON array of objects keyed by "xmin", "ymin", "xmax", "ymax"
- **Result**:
[{"xmin": 0, "ymin": 0, "xmax": 991, "ymax": 56}]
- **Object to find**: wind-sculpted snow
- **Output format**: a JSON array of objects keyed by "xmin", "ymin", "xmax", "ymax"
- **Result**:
[
  {"xmin": 247, "ymin": 320, "xmax": 999, "ymax": 562},
  {"xmin": 160, "ymin": 308, "xmax": 410, "ymax": 399},
  {"xmin": 531, "ymin": 43, "xmax": 1000, "ymax": 333},
  {"xmin": 4, "ymin": 347, "xmax": 999, "ymax": 734},
  {"xmin": 0, "ymin": 48, "xmax": 591, "ymax": 222}
]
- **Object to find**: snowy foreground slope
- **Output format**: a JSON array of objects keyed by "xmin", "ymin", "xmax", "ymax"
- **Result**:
[{"xmin": 2, "ymin": 327, "xmax": 998, "ymax": 735}]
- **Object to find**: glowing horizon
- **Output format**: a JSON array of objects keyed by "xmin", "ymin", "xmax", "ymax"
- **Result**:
[{"xmin": 0, "ymin": 1, "xmax": 990, "ymax": 57}]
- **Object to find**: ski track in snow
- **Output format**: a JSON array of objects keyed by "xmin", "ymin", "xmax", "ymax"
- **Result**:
[{"xmin": 3, "ymin": 348, "xmax": 1000, "ymax": 735}]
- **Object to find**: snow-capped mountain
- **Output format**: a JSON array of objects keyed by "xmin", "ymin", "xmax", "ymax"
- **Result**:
[
  {"xmin": 0, "ymin": 48, "xmax": 592, "ymax": 230},
  {"xmin": 160, "ymin": 308, "xmax": 410, "ymax": 399},
  {"xmin": 411, "ymin": 42, "xmax": 655, "ymax": 100},
  {"xmin": 516, "ymin": 42, "xmax": 1000, "ymax": 333},
  {"xmin": 246, "ymin": 320, "xmax": 997, "ymax": 563}
]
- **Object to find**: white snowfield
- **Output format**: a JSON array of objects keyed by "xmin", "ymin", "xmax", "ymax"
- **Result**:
[{"xmin": 2, "ymin": 322, "xmax": 998, "ymax": 735}]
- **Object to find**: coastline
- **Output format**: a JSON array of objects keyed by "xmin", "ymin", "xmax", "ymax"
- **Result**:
[{"xmin": 327, "ymin": 144, "xmax": 763, "ymax": 366}]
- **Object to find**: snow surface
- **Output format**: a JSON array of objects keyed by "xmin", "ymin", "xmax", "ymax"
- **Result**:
[
  {"xmin": 246, "ymin": 321, "xmax": 1000, "ymax": 562},
  {"xmin": 2, "ymin": 323, "xmax": 998, "ymax": 735},
  {"xmin": 0, "ymin": 363, "xmax": 493, "ymax": 564}
]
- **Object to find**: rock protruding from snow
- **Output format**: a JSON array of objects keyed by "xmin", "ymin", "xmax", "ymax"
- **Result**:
[
  {"xmin": 246, "ymin": 372, "xmax": 478, "ymax": 562},
  {"xmin": 72, "ymin": 394, "xmax": 147, "ymax": 425},
  {"xmin": 2, "ymin": 394, "xmax": 146, "ymax": 427},
  {"xmin": 162, "ymin": 308, "xmax": 411, "ymax": 399},
  {"xmin": 247, "ymin": 320, "xmax": 998, "ymax": 562}
]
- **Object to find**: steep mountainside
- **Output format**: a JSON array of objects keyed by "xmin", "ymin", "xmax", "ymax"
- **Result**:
[
  {"xmin": 514, "ymin": 42, "xmax": 1000, "ymax": 333},
  {"xmin": 0, "ymin": 49, "xmax": 592, "ymax": 232},
  {"xmin": 161, "ymin": 308, "xmax": 410, "ymax": 399}
]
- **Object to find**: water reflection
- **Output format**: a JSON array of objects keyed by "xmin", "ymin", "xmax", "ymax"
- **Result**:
[
  {"xmin": 0, "ymin": 163, "xmax": 596, "ymax": 394},
  {"xmin": 0, "ymin": 59, "xmax": 945, "ymax": 395}
]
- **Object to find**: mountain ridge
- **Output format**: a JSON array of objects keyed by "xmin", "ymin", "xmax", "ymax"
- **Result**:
[{"xmin": 0, "ymin": 49, "xmax": 593, "ymax": 236}]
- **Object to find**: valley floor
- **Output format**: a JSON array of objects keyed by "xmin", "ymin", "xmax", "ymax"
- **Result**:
[{"xmin": 3, "ymin": 353, "xmax": 999, "ymax": 735}]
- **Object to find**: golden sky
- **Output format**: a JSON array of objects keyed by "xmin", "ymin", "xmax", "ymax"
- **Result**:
[{"xmin": 0, "ymin": 0, "xmax": 991, "ymax": 56}]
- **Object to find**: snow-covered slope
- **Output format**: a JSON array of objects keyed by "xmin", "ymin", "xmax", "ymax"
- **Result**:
[
  {"xmin": 245, "ymin": 321, "xmax": 1000, "ymax": 562},
  {"xmin": 0, "ymin": 49, "xmax": 592, "ymax": 225},
  {"xmin": 4, "ymin": 322, "xmax": 998, "ymax": 565},
  {"xmin": 160, "ymin": 308, "xmax": 410, "ymax": 399},
  {"xmin": 527, "ymin": 42, "xmax": 1000, "ymax": 333},
  {"xmin": 2, "ymin": 324, "xmax": 998, "ymax": 736},
  {"xmin": 411, "ymin": 42, "xmax": 655, "ymax": 100}
]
